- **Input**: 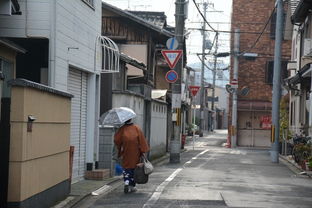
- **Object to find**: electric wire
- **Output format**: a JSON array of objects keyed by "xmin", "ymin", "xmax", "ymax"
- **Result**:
[
  {"xmin": 238, "ymin": 5, "xmax": 277, "ymax": 56},
  {"xmin": 192, "ymin": 0, "xmax": 217, "ymax": 33}
]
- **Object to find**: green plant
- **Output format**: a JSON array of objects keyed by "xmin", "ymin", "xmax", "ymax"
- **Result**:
[
  {"xmin": 292, "ymin": 144, "xmax": 311, "ymax": 163},
  {"xmin": 308, "ymin": 156, "xmax": 312, "ymax": 169},
  {"xmin": 279, "ymin": 96, "xmax": 292, "ymax": 141}
]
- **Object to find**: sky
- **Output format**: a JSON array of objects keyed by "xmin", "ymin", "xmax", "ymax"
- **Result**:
[{"xmin": 103, "ymin": 0, "xmax": 232, "ymax": 86}]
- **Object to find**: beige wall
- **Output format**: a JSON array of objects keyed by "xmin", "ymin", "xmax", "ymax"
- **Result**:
[
  {"xmin": 119, "ymin": 44, "xmax": 147, "ymax": 77},
  {"xmin": 8, "ymin": 86, "xmax": 71, "ymax": 202}
]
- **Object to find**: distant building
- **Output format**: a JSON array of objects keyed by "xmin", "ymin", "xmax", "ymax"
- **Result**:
[
  {"xmin": 286, "ymin": 0, "xmax": 312, "ymax": 137},
  {"xmin": 230, "ymin": 0, "xmax": 292, "ymax": 147}
]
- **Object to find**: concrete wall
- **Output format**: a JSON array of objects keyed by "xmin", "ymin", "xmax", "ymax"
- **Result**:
[
  {"xmin": 112, "ymin": 92, "xmax": 145, "ymax": 128},
  {"xmin": 8, "ymin": 85, "xmax": 71, "ymax": 206},
  {"xmin": 150, "ymin": 100, "xmax": 167, "ymax": 159},
  {"xmin": 112, "ymin": 92, "xmax": 168, "ymax": 159}
]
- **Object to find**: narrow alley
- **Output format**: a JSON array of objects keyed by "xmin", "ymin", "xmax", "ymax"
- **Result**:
[{"xmin": 72, "ymin": 130, "xmax": 312, "ymax": 208}]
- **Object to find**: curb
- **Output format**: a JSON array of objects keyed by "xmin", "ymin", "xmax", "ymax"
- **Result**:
[
  {"xmin": 279, "ymin": 155, "xmax": 312, "ymax": 178},
  {"xmin": 53, "ymin": 177, "xmax": 122, "ymax": 208},
  {"xmin": 54, "ymin": 151, "xmax": 181, "ymax": 208}
]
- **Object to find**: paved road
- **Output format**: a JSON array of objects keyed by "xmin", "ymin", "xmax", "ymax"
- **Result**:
[{"xmin": 74, "ymin": 130, "xmax": 312, "ymax": 208}]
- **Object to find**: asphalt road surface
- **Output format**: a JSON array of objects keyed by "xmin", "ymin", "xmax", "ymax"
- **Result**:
[{"xmin": 74, "ymin": 130, "xmax": 312, "ymax": 208}]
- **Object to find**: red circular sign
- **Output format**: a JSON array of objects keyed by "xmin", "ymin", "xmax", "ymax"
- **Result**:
[{"xmin": 165, "ymin": 70, "xmax": 178, "ymax": 83}]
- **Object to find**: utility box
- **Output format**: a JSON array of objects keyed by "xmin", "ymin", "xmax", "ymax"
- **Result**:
[{"xmin": 98, "ymin": 127, "xmax": 116, "ymax": 177}]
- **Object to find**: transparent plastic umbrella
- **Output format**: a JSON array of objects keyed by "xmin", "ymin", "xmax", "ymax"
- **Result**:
[{"xmin": 99, "ymin": 107, "xmax": 136, "ymax": 126}]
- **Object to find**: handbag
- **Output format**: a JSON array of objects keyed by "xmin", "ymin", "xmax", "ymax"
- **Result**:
[
  {"xmin": 134, "ymin": 165, "xmax": 149, "ymax": 184},
  {"xmin": 142, "ymin": 155, "xmax": 153, "ymax": 175}
]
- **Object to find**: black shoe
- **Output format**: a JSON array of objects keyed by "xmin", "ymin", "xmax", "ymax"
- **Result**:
[{"xmin": 124, "ymin": 185, "xmax": 129, "ymax": 194}]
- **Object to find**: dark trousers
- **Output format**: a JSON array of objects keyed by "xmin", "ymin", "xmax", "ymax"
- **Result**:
[{"xmin": 123, "ymin": 169, "xmax": 136, "ymax": 187}]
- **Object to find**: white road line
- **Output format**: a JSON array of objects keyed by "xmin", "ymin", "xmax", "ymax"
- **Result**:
[
  {"xmin": 142, "ymin": 149, "xmax": 209, "ymax": 208},
  {"xmin": 91, "ymin": 185, "xmax": 111, "ymax": 196}
]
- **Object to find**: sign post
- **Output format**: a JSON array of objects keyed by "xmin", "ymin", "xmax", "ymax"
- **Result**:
[{"xmin": 189, "ymin": 86, "xmax": 200, "ymax": 150}]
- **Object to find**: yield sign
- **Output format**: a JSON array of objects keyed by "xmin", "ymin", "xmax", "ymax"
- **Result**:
[
  {"xmin": 189, "ymin": 85, "xmax": 200, "ymax": 96},
  {"xmin": 161, "ymin": 50, "xmax": 183, "ymax": 69}
]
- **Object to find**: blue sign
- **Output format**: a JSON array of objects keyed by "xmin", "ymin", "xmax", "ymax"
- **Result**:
[
  {"xmin": 165, "ymin": 70, "xmax": 178, "ymax": 83},
  {"xmin": 166, "ymin": 37, "xmax": 179, "ymax": 50}
]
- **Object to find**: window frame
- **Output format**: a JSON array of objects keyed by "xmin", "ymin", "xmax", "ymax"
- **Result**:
[
  {"xmin": 82, "ymin": 0, "xmax": 95, "ymax": 10},
  {"xmin": 265, "ymin": 60, "xmax": 288, "ymax": 85}
]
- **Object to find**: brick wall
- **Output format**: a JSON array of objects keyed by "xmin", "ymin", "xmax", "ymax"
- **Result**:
[{"xmin": 229, "ymin": 0, "xmax": 292, "ymax": 122}]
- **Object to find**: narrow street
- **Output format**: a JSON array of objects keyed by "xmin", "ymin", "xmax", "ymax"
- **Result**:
[{"xmin": 73, "ymin": 130, "xmax": 312, "ymax": 208}]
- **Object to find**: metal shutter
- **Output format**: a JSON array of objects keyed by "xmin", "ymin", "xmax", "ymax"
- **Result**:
[{"xmin": 68, "ymin": 68, "xmax": 88, "ymax": 182}]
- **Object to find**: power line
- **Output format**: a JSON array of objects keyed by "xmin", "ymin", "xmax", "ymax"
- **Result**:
[
  {"xmin": 188, "ymin": 28, "xmax": 276, "ymax": 35},
  {"xmin": 192, "ymin": 0, "xmax": 217, "ymax": 33},
  {"xmin": 238, "ymin": 5, "xmax": 277, "ymax": 56}
]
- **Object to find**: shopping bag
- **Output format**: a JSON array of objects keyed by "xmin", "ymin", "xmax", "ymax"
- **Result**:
[
  {"xmin": 134, "ymin": 165, "xmax": 149, "ymax": 184},
  {"xmin": 142, "ymin": 155, "xmax": 153, "ymax": 175}
]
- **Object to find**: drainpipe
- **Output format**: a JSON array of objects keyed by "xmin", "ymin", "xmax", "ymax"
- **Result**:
[{"xmin": 49, "ymin": 0, "xmax": 56, "ymax": 88}]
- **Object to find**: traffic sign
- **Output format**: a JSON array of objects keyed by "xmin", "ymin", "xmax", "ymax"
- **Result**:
[
  {"xmin": 161, "ymin": 50, "xmax": 183, "ymax": 69},
  {"xmin": 166, "ymin": 37, "xmax": 179, "ymax": 50},
  {"xmin": 230, "ymin": 79, "xmax": 238, "ymax": 88},
  {"xmin": 189, "ymin": 85, "xmax": 200, "ymax": 96},
  {"xmin": 165, "ymin": 70, "xmax": 178, "ymax": 83}
]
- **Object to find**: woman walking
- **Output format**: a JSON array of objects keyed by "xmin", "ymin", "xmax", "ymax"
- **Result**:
[{"xmin": 114, "ymin": 119, "xmax": 149, "ymax": 193}]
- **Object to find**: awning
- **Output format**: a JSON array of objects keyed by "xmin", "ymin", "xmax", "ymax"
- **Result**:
[
  {"xmin": 152, "ymin": 90, "xmax": 167, "ymax": 100},
  {"xmin": 120, "ymin": 53, "xmax": 146, "ymax": 71},
  {"xmin": 291, "ymin": 0, "xmax": 312, "ymax": 24}
]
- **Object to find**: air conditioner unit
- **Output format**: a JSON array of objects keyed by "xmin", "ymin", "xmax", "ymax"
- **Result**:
[
  {"xmin": 303, "ymin": 38, "xmax": 312, "ymax": 56},
  {"xmin": 0, "ymin": 0, "xmax": 11, "ymax": 15}
]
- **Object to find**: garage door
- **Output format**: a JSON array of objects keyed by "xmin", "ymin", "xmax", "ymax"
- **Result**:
[
  {"xmin": 237, "ymin": 111, "xmax": 271, "ymax": 147},
  {"xmin": 68, "ymin": 68, "xmax": 88, "ymax": 182}
]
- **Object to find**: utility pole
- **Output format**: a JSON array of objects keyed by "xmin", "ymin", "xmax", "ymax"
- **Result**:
[
  {"xmin": 211, "ymin": 32, "xmax": 219, "ymax": 131},
  {"xmin": 271, "ymin": 0, "xmax": 283, "ymax": 163},
  {"xmin": 231, "ymin": 29, "xmax": 240, "ymax": 148},
  {"xmin": 170, "ymin": 0, "xmax": 187, "ymax": 163},
  {"xmin": 199, "ymin": 2, "xmax": 207, "ymax": 137}
]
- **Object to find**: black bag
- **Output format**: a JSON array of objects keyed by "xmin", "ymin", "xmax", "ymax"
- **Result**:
[{"xmin": 134, "ymin": 166, "xmax": 149, "ymax": 184}]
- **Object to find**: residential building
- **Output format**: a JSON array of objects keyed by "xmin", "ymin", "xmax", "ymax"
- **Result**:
[
  {"xmin": 230, "ymin": 0, "xmax": 292, "ymax": 147},
  {"xmin": 101, "ymin": 3, "xmax": 173, "ymax": 159},
  {"xmin": 286, "ymin": 0, "xmax": 312, "ymax": 137},
  {"xmin": 0, "ymin": 0, "xmax": 105, "ymax": 207},
  {"xmin": 207, "ymin": 85, "xmax": 228, "ymax": 129}
]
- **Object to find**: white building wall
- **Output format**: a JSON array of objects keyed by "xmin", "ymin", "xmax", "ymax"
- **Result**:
[
  {"xmin": 150, "ymin": 100, "xmax": 167, "ymax": 158},
  {"xmin": 112, "ymin": 93, "xmax": 145, "ymax": 128},
  {"xmin": 0, "ymin": 0, "xmax": 102, "ymax": 90},
  {"xmin": 0, "ymin": 0, "xmax": 50, "ymax": 38},
  {"xmin": 0, "ymin": 0, "xmax": 103, "ymax": 177},
  {"xmin": 54, "ymin": 0, "xmax": 102, "ymax": 90},
  {"xmin": 112, "ymin": 94, "xmax": 168, "ymax": 158}
]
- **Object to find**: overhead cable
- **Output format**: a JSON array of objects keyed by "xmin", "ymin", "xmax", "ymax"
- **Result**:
[
  {"xmin": 192, "ymin": 0, "xmax": 217, "ymax": 33},
  {"xmin": 238, "ymin": 5, "xmax": 277, "ymax": 56}
]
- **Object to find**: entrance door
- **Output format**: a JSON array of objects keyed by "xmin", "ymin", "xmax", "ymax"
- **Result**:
[
  {"xmin": 68, "ymin": 68, "xmax": 88, "ymax": 182},
  {"xmin": 237, "ymin": 111, "xmax": 271, "ymax": 147}
]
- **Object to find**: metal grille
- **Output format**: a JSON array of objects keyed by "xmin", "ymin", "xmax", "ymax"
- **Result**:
[{"xmin": 95, "ymin": 36, "xmax": 120, "ymax": 73}]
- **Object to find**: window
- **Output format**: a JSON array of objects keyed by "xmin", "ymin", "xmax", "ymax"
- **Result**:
[
  {"xmin": 82, "ymin": 0, "xmax": 94, "ymax": 9},
  {"xmin": 265, "ymin": 61, "xmax": 288, "ymax": 84}
]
